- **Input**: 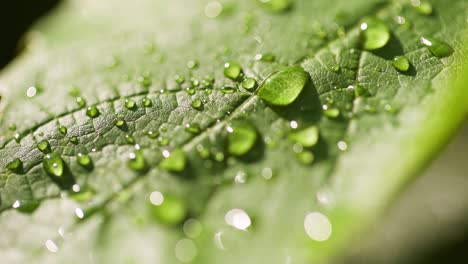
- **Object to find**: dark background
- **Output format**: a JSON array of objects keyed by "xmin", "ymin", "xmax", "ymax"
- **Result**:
[{"xmin": 0, "ymin": 1, "xmax": 466, "ymax": 262}]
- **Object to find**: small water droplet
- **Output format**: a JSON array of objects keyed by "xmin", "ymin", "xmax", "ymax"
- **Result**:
[
  {"xmin": 227, "ymin": 120, "xmax": 257, "ymax": 156},
  {"xmin": 224, "ymin": 61, "xmax": 242, "ymax": 80},
  {"xmin": 337, "ymin": 140, "xmax": 348, "ymax": 151},
  {"xmin": 234, "ymin": 171, "xmax": 248, "ymax": 184},
  {"xmin": 86, "ymin": 105, "xmax": 100, "ymax": 118},
  {"xmin": 360, "ymin": 17, "xmax": 390, "ymax": 50},
  {"xmin": 114, "ymin": 118, "xmax": 126, "ymax": 128},
  {"xmin": 45, "ymin": 239, "xmax": 59, "ymax": 253},
  {"xmin": 8, "ymin": 123, "xmax": 17, "ymax": 131},
  {"xmin": 6, "ymin": 158, "xmax": 23, "ymax": 173},
  {"xmin": 183, "ymin": 219, "xmax": 203, "ymax": 238},
  {"xmin": 158, "ymin": 137, "xmax": 170, "ymax": 146},
  {"xmin": 186, "ymin": 60, "xmax": 198, "ymax": 69},
  {"xmin": 296, "ymin": 151, "xmax": 315, "ymax": 165},
  {"xmin": 331, "ymin": 64, "xmax": 341, "ymax": 72},
  {"xmin": 43, "ymin": 153, "xmax": 65, "ymax": 178},
  {"xmin": 149, "ymin": 192, "xmax": 187, "ymax": 225},
  {"xmin": 221, "ymin": 86, "xmax": 237, "ymax": 94},
  {"xmin": 205, "ymin": 1, "xmax": 223, "ymax": 18},
  {"xmin": 137, "ymin": 75, "xmax": 152, "ymax": 87},
  {"xmin": 69, "ymin": 136, "xmax": 79, "ymax": 144},
  {"xmin": 258, "ymin": 66, "xmax": 309, "ymax": 106},
  {"xmin": 261, "ymin": 167, "xmax": 273, "ymax": 180},
  {"xmin": 125, "ymin": 134, "xmax": 135, "ymax": 144},
  {"xmin": 289, "ymin": 126, "xmax": 319, "ymax": 147},
  {"xmin": 175, "ymin": 75, "xmax": 185, "ymax": 84},
  {"xmin": 420, "ymin": 37, "xmax": 454, "ymax": 58},
  {"xmin": 58, "ymin": 126, "xmax": 67, "ymax": 135},
  {"xmin": 160, "ymin": 148, "xmax": 186, "ymax": 172},
  {"xmin": 69, "ymin": 187, "xmax": 95, "ymax": 202},
  {"xmin": 392, "ymin": 55, "xmax": 411, "ymax": 72},
  {"xmin": 323, "ymin": 105, "xmax": 340, "ymax": 118},
  {"xmin": 142, "ymin": 97, "xmax": 152, "ymax": 107},
  {"xmin": 12, "ymin": 199, "xmax": 40, "ymax": 213},
  {"xmin": 242, "ymin": 78, "xmax": 257, "ymax": 91},
  {"xmin": 290, "ymin": 120, "xmax": 298, "ymax": 129},
  {"xmin": 191, "ymin": 99, "xmax": 204, "ymax": 110},
  {"xmin": 175, "ymin": 239, "xmax": 198, "ymax": 263},
  {"xmin": 145, "ymin": 130, "xmax": 158, "ymax": 139},
  {"xmin": 411, "ymin": 0, "xmax": 432, "ymax": 15},
  {"xmin": 258, "ymin": 0, "xmax": 292, "ymax": 13},
  {"xmin": 37, "ymin": 140, "xmax": 51, "ymax": 153},
  {"xmin": 127, "ymin": 151, "xmax": 147, "ymax": 172},
  {"xmin": 196, "ymin": 144, "xmax": 210, "ymax": 159},
  {"xmin": 26, "ymin": 86, "xmax": 37, "ymax": 98},
  {"xmin": 185, "ymin": 123, "xmax": 201, "ymax": 134},
  {"xmin": 76, "ymin": 97, "xmax": 86, "ymax": 108},
  {"xmin": 125, "ymin": 99, "xmax": 137, "ymax": 110}
]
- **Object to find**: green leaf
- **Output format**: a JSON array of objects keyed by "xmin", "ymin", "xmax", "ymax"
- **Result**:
[{"xmin": 0, "ymin": 0, "xmax": 467, "ymax": 263}]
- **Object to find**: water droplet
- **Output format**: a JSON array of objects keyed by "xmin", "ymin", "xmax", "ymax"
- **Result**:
[
  {"xmin": 242, "ymin": 78, "xmax": 257, "ymax": 91},
  {"xmin": 227, "ymin": 120, "xmax": 257, "ymax": 156},
  {"xmin": 125, "ymin": 99, "xmax": 137, "ymax": 110},
  {"xmin": 289, "ymin": 126, "xmax": 319, "ymax": 147},
  {"xmin": 331, "ymin": 64, "xmax": 341, "ymax": 72},
  {"xmin": 137, "ymin": 75, "xmax": 152, "ymax": 87},
  {"xmin": 258, "ymin": 0, "xmax": 292, "ymax": 13},
  {"xmin": 114, "ymin": 118, "xmax": 126, "ymax": 128},
  {"xmin": 392, "ymin": 56, "xmax": 410, "ymax": 72},
  {"xmin": 160, "ymin": 148, "xmax": 186, "ymax": 172},
  {"xmin": 58, "ymin": 126, "xmax": 67, "ymax": 135},
  {"xmin": 205, "ymin": 1, "xmax": 223, "ymax": 18},
  {"xmin": 76, "ymin": 97, "xmax": 86, "ymax": 108},
  {"xmin": 147, "ymin": 130, "xmax": 159, "ymax": 139},
  {"xmin": 191, "ymin": 99, "xmax": 204, "ymax": 110},
  {"xmin": 183, "ymin": 219, "xmax": 203, "ymax": 238},
  {"xmin": 196, "ymin": 144, "xmax": 210, "ymax": 159},
  {"xmin": 225, "ymin": 208, "xmax": 251, "ymax": 230},
  {"xmin": 221, "ymin": 86, "xmax": 237, "ymax": 94},
  {"xmin": 234, "ymin": 171, "xmax": 248, "ymax": 184},
  {"xmin": 6, "ymin": 158, "xmax": 23, "ymax": 173},
  {"xmin": 296, "ymin": 151, "xmax": 314, "ymax": 165},
  {"xmin": 224, "ymin": 61, "xmax": 242, "ymax": 80},
  {"xmin": 258, "ymin": 66, "xmax": 309, "ymax": 106},
  {"xmin": 175, "ymin": 239, "xmax": 197, "ymax": 263},
  {"xmin": 69, "ymin": 136, "xmax": 79, "ymax": 144},
  {"xmin": 12, "ymin": 200, "xmax": 40, "ymax": 213},
  {"xmin": 37, "ymin": 140, "xmax": 51, "ymax": 153},
  {"xmin": 420, "ymin": 37, "xmax": 454, "ymax": 58},
  {"xmin": 412, "ymin": 0, "xmax": 432, "ymax": 15},
  {"xmin": 69, "ymin": 187, "xmax": 95, "ymax": 202},
  {"xmin": 185, "ymin": 123, "xmax": 201, "ymax": 134},
  {"xmin": 360, "ymin": 17, "xmax": 390, "ymax": 50},
  {"xmin": 323, "ymin": 105, "xmax": 340, "ymax": 118},
  {"xmin": 8, "ymin": 123, "xmax": 17, "ymax": 131},
  {"xmin": 337, "ymin": 140, "xmax": 348, "ymax": 151},
  {"xmin": 186, "ymin": 60, "xmax": 198, "ymax": 69},
  {"xmin": 77, "ymin": 153, "xmax": 92, "ymax": 167},
  {"xmin": 290, "ymin": 120, "xmax": 298, "ymax": 129},
  {"xmin": 304, "ymin": 212, "xmax": 332, "ymax": 241},
  {"xmin": 175, "ymin": 75, "xmax": 185, "ymax": 84},
  {"xmin": 158, "ymin": 137, "xmax": 170, "ymax": 146},
  {"xmin": 26, "ymin": 86, "xmax": 37, "ymax": 97},
  {"xmin": 125, "ymin": 134, "xmax": 135, "ymax": 144},
  {"xmin": 45, "ymin": 239, "xmax": 59, "ymax": 253},
  {"xmin": 261, "ymin": 167, "xmax": 273, "ymax": 180},
  {"xmin": 86, "ymin": 105, "xmax": 100, "ymax": 118},
  {"xmin": 43, "ymin": 153, "xmax": 64, "ymax": 178},
  {"xmin": 149, "ymin": 192, "xmax": 187, "ymax": 225},
  {"xmin": 127, "ymin": 151, "xmax": 147, "ymax": 172},
  {"xmin": 142, "ymin": 97, "xmax": 152, "ymax": 107}
]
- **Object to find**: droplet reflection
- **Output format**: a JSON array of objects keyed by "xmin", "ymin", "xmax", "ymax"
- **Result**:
[
  {"xmin": 304, "ymin": 212, "xmax": 332, "ymax": 241},
  {"xmin": 225, "ymin": 208, "xmax": 251, "ymax": 230}
]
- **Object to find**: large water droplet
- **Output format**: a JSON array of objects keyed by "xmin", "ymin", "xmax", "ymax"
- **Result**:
[
  {"xmin": 149, "ymin": 192, "xmax": 187, "ymax": 225},
  {"xmin": 392, "ymin": 56, "xmax": 410, "ymax": 72},
  {"xmin": 43, "ymin": 153, "xmax": 65, "ymax": 178},
  {"xmin": 227, "ymin": 120, "xmax": 257, "ymax": 156},
  {"xmin": 258, "ymin": 66, "xmax": 309, "ymax": 106},
  {"xmin": 360, "ymin": 17, "xmax": 390, "ymax": 50},
  {"xmin": 420, "ymin": 37, "xmax": 454, "ymax": 58},
  {"xmin": 224, "ymin": 61, "xmax": 242, "ymax": 80},
  {"xmin": 86, "ymin": 105, "xmax": 100, "ymax": 118},
  {"xmin": 289, "ymin": 126, "xmax": 319, "ymax": 147},
  {"xmin": 160, "ymin": 148, "xmax": 186, "ymax": 172},
  {"xmin": 6, "ymin": 158, "xmax": 23, "ymax": 173}
]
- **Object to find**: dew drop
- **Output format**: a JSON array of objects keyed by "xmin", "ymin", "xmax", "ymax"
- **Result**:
[
  {"xmin": 114, "ymin": 118, "xmax": 126, "ymax": 128},
  {"xmin": 412, "ymin": 0, "xmax": 432, "ymax": 15},
  {"xmin": 224, "ymin": 61, "xmax": 242, "ymax": 80},
  {"xmin": 125, "ymin": 99, "xmax": 137, "ymax": 110},
  {"xmin": 227, "ymin": 120, "xmax": 257, "ymax": 156},
  {"xmin": 158, "ymin": 137, "xmax": 170, "ymax": 146},
  {"xmin": 186, "ymin": 60, "xmax": 199, "ymax": 69},
  {"xmin": 296, "ymin": 151, "xmax": 315, "ymax": 165},
  {"xmin": 86, "ymin": 105, "xmax": 100, "ymax": 118},
  {"xmin": 221, "ymin": 86, "xmax": 237, "ymax": 94},
  {"xmin": 12, "ymin": 199, "xmax": 40, "ymax": 213},
  {"xmin": 258, "ymin": 0, "xmax": 292, "ymax": 13},
  {"xmin": 137, "ymin": 75, "xmax": 152, "ymax": 87},
  {"xmin": 76, "ymin": 97, "xmax": 86, "ymax": 108},
  {"xmin": 26, "ymin": 86, "xmax": 37, "ymax": 98},
  {"xmin": 420, "ymin": 37, "xmax": 454, "ymax": 58},
  {"xmin": 205, "ymin": 1, "xmax": 223, "ymax": 18},
  {"xmin": 147, "ymin": 130, "xmax": 159, "ymax": 139},
  {"xmin": 175, "ymin": 75, "xmax": 185, "ymax": 84},
  {"xmin": 257, "ymin": 66, "xmax": 309, "ymax": 106},
  {"xmin": 160, "ymin": 148, "xmax": 186, "ymax": 172},
  {"xmin": 185, "ymin": 123, "xmax": 201, "ymax": 134},
  {"xmin": 225, "ymin": 208, "xmax": 251, "ymax": 230},
  {"xmin": 142, "ymin": 97, "xmax": 152, "ymax": 107},
  {"xmin": 6, "ymin": 158, "xmax": 23, "ymax": 173},
  {"xmin": 43, "ymin": 153, "xmax": 64, "ymax": 178},
  {"xmin": 45, "ymin": 239, "xmax": 59, "ymax": 253},
  {"xmin": 77, "ymin": 153, "xmax": 92, "ymax": 168},
  {"xmin": 149, "ymin": 192, "xmax": 187, "ymax": 225},
  {"xmin": 125, "ymin": 135, "xmax": 135, "ymax": 144},
  {"xmin": 37, "ymin": 140, "xmax": 51, "ymax": 153},
  {"xmin": 8, "ymin": 123, "xmax": 17, "ymax": 131},
  {"xmin": 69, "ymin": 136, "xmax": 79, "ymax": 145},
  {"xmin": 360, "ymin": 17, "xmax": 390, "ymax": 50},
  {"xmin": 127, "ymin": 151, "xmax": 146, "ymax": 172},
  {"xmin": 392, "ymin": 56, "xmax": 410, "ymax": 72},
  {"xmin": 304, "ymin": 212, "xmax": 332, "ymax": 241},
  {"xmin": 58, "ymin": 126, "xmax": 67, "ymax": 135},
  {"xmin": 261, "ymin": 167, "xmax": 273, "ymax": 180},
  {"xmin": 191, "ymin": 99, "xmax": 204, "ymax": 110},
  {"xmin": 242, "ymin": 78, "xmax": 257, "ymax": 91},
  {"xmin": 323, "ymin": 105, "xmax": 340, "ymax": 118},
  {"xmin": 289, "ymin": 126, "xmax": 319, "ymax": 147}
]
